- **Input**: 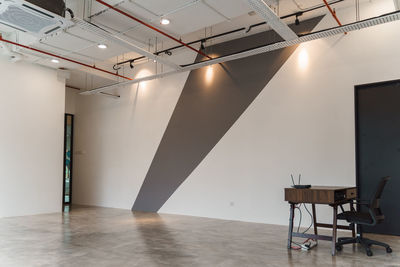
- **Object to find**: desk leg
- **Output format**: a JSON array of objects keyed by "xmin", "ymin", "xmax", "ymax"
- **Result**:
[
  {"xmin": 287, "ymin": 203, "xmax": 295, "ymax": 249},
  {"xmin": 332, "ymin": 205, "xmax": 338, "ymax": 256},
  {"xmin": 312, "ymin": 204, "xmax": 318, "ymax": 237}
]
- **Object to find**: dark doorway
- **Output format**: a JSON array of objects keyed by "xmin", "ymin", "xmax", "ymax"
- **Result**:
[
  {"xmin": 355, "ymin": 80, "xmax": 400, "ymax": 236},
  {"xmin": 63, "ymin": 114, "xmax": 74, "ymax": 211}
]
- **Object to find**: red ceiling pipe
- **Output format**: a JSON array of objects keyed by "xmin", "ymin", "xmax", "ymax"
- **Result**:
[
  {"xmin": 322, "ymin": 0, "xmax": 347, "ymax": 34},
  {"xmin": 95, "ymin": 0, "xmax": 213, "ymax": 60},
  {"xmin": 0, "ymin": 37, "xmax": 133, "ymax": 81}
]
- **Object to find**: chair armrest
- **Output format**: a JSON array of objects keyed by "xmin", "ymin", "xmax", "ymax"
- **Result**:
[
  {"xmin": 344, "ymin": 199, "xmax": 370, "ymax": 211},
  {"xmin": 350, "ymin": 198, "xmax": 370, "ymax": 205},
  {"xmin": 355, "ymin": 200, "xmax": 370, "ymax": 206}
]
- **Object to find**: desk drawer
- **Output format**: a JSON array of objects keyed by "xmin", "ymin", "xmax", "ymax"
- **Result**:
[{"xmin": 346, "ymin": 188, "xmax": 357, "ymax": 199}]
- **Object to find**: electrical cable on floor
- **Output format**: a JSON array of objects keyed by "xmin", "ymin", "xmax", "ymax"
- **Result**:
[{"xmin": 291, "ymin": 203, "xmax": 316, "ymax": 250}]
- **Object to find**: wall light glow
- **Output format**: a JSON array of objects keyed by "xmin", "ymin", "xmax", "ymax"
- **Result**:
[
  {"xmin": 205, "ymin": 65, "xmax": 214, "ymax": 85},
  {"xmin": 298, "ymin": 48, "xmax": 309, "ymax": 70},
  {"xmin": 135, "ymin": 69, "xmax": 153, "ymax": 90}
]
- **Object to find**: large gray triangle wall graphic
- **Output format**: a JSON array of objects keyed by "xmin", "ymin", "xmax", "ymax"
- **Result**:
[{"xmin": 133, "ymin": 17, "xmax": 323, "ymax": 212}]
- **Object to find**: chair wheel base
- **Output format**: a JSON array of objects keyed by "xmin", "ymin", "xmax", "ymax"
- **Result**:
[
  {"xmin": 386, "ymin": 247, "xmax": 392, "ymax": 253},
  {"xmin": 366, "ymin": 250, "xmax": 373, "ymax": 257},
  {"xmin": 336, "ymin": 245, "xmax": 343, "ymax": 251}
]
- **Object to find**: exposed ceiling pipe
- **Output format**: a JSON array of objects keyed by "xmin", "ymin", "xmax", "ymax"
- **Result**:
[
  {"xmin": 246, "ymin": 0, "xmax": 298, "ymax": 40},
  {"xmin": 0, "ymin": 37, "xmax": 23, "ymax": 63},
  {"xmin": 0, "ymin": 36, "xmax": 132, "ymax": 81},
  {"xmin": 72, "ymin": 18, "xmax": 182, "ymax": 70},
  {"xmin": 81, "ymin": 10, "xmax": 400, "ymax": 95},
  {"xmin": 94, "ymin": 0, "xmax": 213, "ymax": 60},
  {"xmin": 114, "ymin": 0, "xmax": 344, "ymax": 69},
  {"xmin": 322, "ymin": 0, "xmax": 345, "ymax": 29},
  {"xmin": 36, "ymin": 41, "xmax": 104, "ymax": 63},
  {"xmin": 89, "ymin": 0, "xmax": 200, "ymax": 44},
  {"xmin": 89, "ymin": 0, "xmax": 127, "ymax": 19}
]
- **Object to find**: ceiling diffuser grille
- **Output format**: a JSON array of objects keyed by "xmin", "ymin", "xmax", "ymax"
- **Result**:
[{"xmin": 0, "ymin": 0, "xmax": 72, "ymax": 37}]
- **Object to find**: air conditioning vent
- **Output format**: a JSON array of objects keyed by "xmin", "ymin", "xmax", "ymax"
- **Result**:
[{"xmin": 0, "ymin": 0, "xmax": 72, "ymax": 37}]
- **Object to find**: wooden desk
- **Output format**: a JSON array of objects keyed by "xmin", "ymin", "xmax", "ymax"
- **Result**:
[{"xmin": 285, "ymin": 186, "xmax": 357, "ymax": 256}]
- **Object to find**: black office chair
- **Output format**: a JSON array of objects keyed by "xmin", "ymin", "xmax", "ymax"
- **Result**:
[{"xmin": 336, "ymin": 176, "xmax": 392, "ymax": 256}]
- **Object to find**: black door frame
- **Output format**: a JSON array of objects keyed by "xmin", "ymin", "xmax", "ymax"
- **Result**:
[
  {"xmin": 63, "ymin": 113, "xmax": 74, "ymax": 209},
  {"xmin": 354, "ymin": 78, "xmax": 400, "ymax": 235}
]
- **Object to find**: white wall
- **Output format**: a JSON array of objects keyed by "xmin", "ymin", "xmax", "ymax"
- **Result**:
[
  {"xmin": 71, "ymin": 0, "xmax": 400, "ymax": 225},
  {"xmin": 160, "ymin": 0, "xmax": 400, "ymax": 225},
  {"xmin": 65, "ymin": 87, "xmax": 78, "ymax": 114},
  {"xmin": 71, "ymin": 51, "xmax": 196, "ymax": 209},
  {"xmin": 0, "ymin": 59, "xmax": 66, "ymax": 218}
]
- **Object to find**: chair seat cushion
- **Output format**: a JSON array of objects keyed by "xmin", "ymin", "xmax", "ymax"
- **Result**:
[{"xmin": 337, "ymin": 211, "xmax": 373, "ymax": 224}]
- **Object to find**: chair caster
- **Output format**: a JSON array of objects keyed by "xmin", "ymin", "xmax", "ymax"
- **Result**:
[
  {"xmin": 366, "ymin": 250, "xmax": 373, "ymax": 257},
  {"xmin": 386, "ymin": 247, "xmax": 393, "ymax": 253},
  {"xmin": 336, "ymin": 245, "xmax": 343, "ymax": 251}
]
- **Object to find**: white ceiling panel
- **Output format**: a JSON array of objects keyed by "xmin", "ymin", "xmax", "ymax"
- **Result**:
[
  {"xmin": 118, "ymin": 1, "xmax": 159, "ymax": 20},
  {"xmin": 91, "ymin": 10, "xmax": 141, "ymax": 33},
  {"xmin": 40, "ymin": 32, "xmax": 94, "ymax": 52},
  {"xmin": 66, "ymin": 26, "xmax": 107, "ymax": 43},
  {"xmin": 204, "ymin": 0, "xmax": 253, "ymax": 18},
  {"xmin": 132, "ymin": 0, "xmax": 197, "ymax": 16},
  {"xmin": 77, "ymin": 41, "xmax": 136, "ymax": 61},
  {"xmin": 89, "ymin": 0, "xmax": 125, "ymax": 16},
  {"xmin": 124, "ymin": 24, "xmax": 172, "ymax": 44},
  {"xmin": 162, "ymin": 2, "xmax": 226, "ymax": 35}
]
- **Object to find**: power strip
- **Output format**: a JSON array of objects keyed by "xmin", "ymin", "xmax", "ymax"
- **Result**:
[{"xmin": 300, "ymin": 240, "xmax": 318, "ymax": 251}]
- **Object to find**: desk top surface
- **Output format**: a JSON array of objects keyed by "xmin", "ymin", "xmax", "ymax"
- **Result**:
[
  {"xmin": 285, "ymin": 186, "xmax": 356, "ymax": 191},
  {"xmin": 284, "ymin": 186, "xmax": 357, "ymax": 204}
]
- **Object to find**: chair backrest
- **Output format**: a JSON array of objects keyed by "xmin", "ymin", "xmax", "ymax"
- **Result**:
[{"xmin": 369, "ymin": 176, "xmax": 391, "ymax": 223}]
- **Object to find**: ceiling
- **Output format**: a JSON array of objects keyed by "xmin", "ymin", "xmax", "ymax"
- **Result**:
[{"xmin": 0, "ymin": 0, "xmax": 385, "ymax": 92}]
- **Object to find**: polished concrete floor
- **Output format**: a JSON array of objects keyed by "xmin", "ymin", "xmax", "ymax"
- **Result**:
[{"xmin": 0, "ymin": 206, "xmax": 399, "ymax": 267}]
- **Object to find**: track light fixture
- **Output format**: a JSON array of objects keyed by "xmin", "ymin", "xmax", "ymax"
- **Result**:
[
  {"xmin": 165, "ymin": 50, "xmax": 172, "ymax": 56},
  {"xmin": 129, "ymin": 60, "xmax": 135, "ymax": 69},
  {"xmin": 295, "ymin": 16, "xmax": 300, "ymax": 25},
  {"xmin": 295, "ymin": 12, "xmax": 303, "ymax": 26},
  {"xmin": 200, "ymin": 40, "xmax": 205, "ymax": 50}
]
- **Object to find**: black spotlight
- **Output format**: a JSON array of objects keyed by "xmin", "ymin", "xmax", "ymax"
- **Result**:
[
  {"xmin": 295, "ymin": 12, "xmax": 303, "ymax": 26},
  {"xmin": 165, "ymin": 50, "xmax": 172, "ymax": 56},
  {"xmin": 295, "ymin": 15, "xmax": 300, "ymax": 25},
  {"xmin": 200, "ymin": 40, "xmax": 205, "ymax": 50},
  {"xmin": 129, "ymin": 60, "xmax": 135, "ymax": 69}
]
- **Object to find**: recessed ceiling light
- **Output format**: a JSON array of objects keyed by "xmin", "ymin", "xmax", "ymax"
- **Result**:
[
  {"xmin": 51, "ymin": 59, "xmax": 60, "ymax": 63},
  {"xmin": 160, "ymin": 18, "xmax": 170, "ymax": 25},
  {"xmin": 97, "ymin": 44, "xmax": 107, "ymax": 49}
]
